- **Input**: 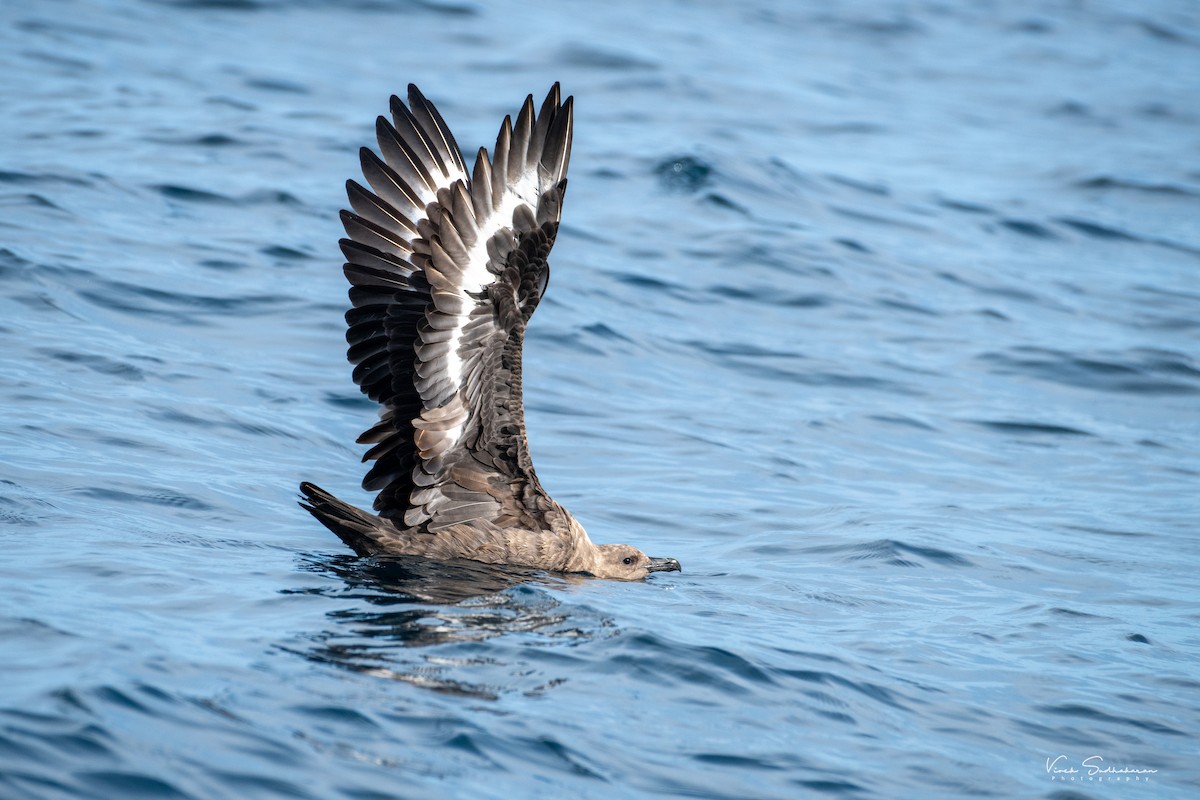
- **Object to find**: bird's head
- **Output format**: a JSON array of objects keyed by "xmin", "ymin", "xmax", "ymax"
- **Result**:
[{"xmin": 591, "ymin": 543, "xmax": 682, "ymax": 580}]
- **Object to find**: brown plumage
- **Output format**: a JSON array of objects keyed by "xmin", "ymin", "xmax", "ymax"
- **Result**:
[{"xmin": 300, "ymin": 84, "xmax": 681, "ymax": 581}]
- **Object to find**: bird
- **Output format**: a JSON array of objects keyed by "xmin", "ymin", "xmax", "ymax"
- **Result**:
[{"xmin": 300, "ymin": 84, "xmax": 681, "ymax": 581}]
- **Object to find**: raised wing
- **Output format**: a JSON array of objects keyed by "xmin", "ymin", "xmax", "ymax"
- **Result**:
[{"xmin": 339, "ymin": 84, "xmax": 573, "ymax": 533}]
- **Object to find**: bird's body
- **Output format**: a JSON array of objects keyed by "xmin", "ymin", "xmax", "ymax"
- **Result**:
[{"xmin": 300, "ymin": 85, "xmax": 680, "ymax": 580}]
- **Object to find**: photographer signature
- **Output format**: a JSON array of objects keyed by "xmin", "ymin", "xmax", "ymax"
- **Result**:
[{"xmin": 1046, "ymin": 755, "xmax": 1157, "ymax": 778}]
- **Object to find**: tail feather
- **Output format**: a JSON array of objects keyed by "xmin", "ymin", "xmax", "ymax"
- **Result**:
[{"xmin": 298, "ymin": 481, "xmax": 386, "ymax": 556}]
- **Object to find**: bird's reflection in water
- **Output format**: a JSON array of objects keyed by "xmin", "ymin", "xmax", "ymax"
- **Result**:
[{"xmin": 285, "ymin": 554, "xmax": 610, "ymax": 699}]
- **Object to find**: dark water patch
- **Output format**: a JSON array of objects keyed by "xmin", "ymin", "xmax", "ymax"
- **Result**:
[
  {"xmin": 8, "ymin": 291, "xmax": 65, "ymax": 316},
  {"xmin": 148, "ymin": 408, "xmax": 220, "ymax": 430},
  {"xmin": 410, "ymin": 0, "xmax": 480, "ymax": 16},
  {"xmin": 244, "ymin": 77, "xmax": 310, "ymax": 94},
  {"xmin": 587, "ymin": 167, "xmax": 624, "ymax": 182},
  {"xmin": 791, "ymin": 778, "xmax": 866, "ymax": 794},
  {"xmin": 211, "ymin": 771, "xmax": 318, "ymax": 798},
  {"xmin": 1011, "ymin": 16, "xmax": 1053, "ymax": 33},
  {"xmin": 1036, "ymin": 703, "xmax": 1185, "ymax": 737},
  {"xmin": 719, "ymin": 286, "xmax": 832, "ymax": 308},
  {"xmin": 195, "ymin": 133, "xmax": 242, "ymax": 147},
  {"xmin": 198, "ymin": 258, "xmax": 245, "ymax": 271},
  {"xmin": 878, "ymin": 297, "xmax": 938, "ymax": 316},
  {"xmin": 0, "ymin": 503, "xmax": 46, "ymax": 526},
  {"xmin": 1056, "ymin": 217, "xmax": 1142, "ymax": 242},
  {"xmin": 979, "ymin": 347, "xmax": 1200, "ymax": 395},
  {"xmin": 261, "ymin": 244, "xmax": 313, "ymax": 262},
  {"xmin": 152, "ymin": 184, "xmax": 303, "ymax": 208},
  {"xmin": 692, "ymin": 752, "xmax": 786, "ymax": 770},
  {"xmin": 1013, "ymin": 717, "xmax": 1108, "ymax": 750},
  {"xmin": 1136, "ymin": 18, "xmax": 1194, "ymax": 45},
  {"xmin": 835, "ymin": 237, "xmax": 871, "ymax": 252},
  {"xmin": 611, "ymin": 271, "xmax": 691, "ymax": 298},
  {"xmin": 775, "ymin": 667, "xmax": 912, "ymax": 711},
  {"xmin": 809, "ymin": 121, "xmax": 887, "ymax": 135},
  {"xmin": 602, "ymin": 633, "xmax": 776, "ymax": 694},
  {"xmin": 1063, "ymin": 220, "xmax": 1200, "ymax": 259},
  {"xmin": 702, "ymin": 192, "xmax": 749, "ymax": 214},
  {"xmin": 711, "ymin": 356, "xmax": 914, "ymax": 393},
  {"xmin": 0, "ymin": 247, "xmax": 35, "ymax": 279},
  {"xmin": 322, "ymin": 391, "xmax": 378, "ymax": 411},
  {"xmin": 70, "ymin": 487, "xmax": 216, "ymax": 512},
  {"xmin": 559, "ymin": 44, "xmax": 657, "ymax": 71},
  {"xmin": 528, "ymin": 328, "xmax": 605, "ymax": 356},
  {"xmin": 1129, "ymin": 282, "xmax": 1200, "ymax": 309},
  {"xmin": 78, "ymin": 276, "xmax": 295, "ymax": 324},
  {"xmin": 1047, "ymin": 607, "xmax": 1108, "ymax": 620},
  {"xmin": 581, "ymin": 322, "xmax": 632, "ymax": 342},
  {"xmin": 233, "ymin": 419, "xmax": 299, "ymax": 438},
  {"xmin": 826, "ymin": 174, "xmax": 889, "ymax": 196},
  {"xmin": 936, "ymin": 196, "xmax": 994, "ymax": 214},
  {"xmin": 688, "ymin": 340, "xmax": 803, "ymax": 360},
  {"xmin": 92, "ymin": 685, "xmax": 154, "ymax": 714},
  {"xmin": 76, "ymin": 771, "xmax": 193, "ymax": 799},
  {"xmin": 291, "ymin": 705, "xmax": 379, "ymax": 729},
  {"xmin": 487, "ymin": 734, "xmax": 605, "ymax": 781},
  {"xmin": 802, "ymin": 538, "xmax": 973, "ymax": 568},
  {"xmin": 772, "ymin": 648, "xmax": 850, "ymax": 668},
  {"xmin": 147, "ymin": 407, "xmax": 299, "ymax": 440},
  {"xmin": 42, "ymin": 350, "xmax": 146, "ymax": 381},
  {"xmin": 20, "ymin": 48, "xmax": 93, "ymax": 72},
  {"xmin": 972, "ymin": 420, "xmax": 1093, "ymax": 437},
  {"xmin": 442, "ymin": 731, "xmax": 494, "ymax": 761},
  {"xmin": 1062, "ymin": 524, "xmax": 1152, "ymax": 539},
  {"xmin": 153, "ymin": 184, "xmax": 236, "ymax": 205},
  {"xmin": 759, "ymin": 157, "xmax": 812, "ymax": 196},
  {"xmin": 709, "ymin": 240, "xmax": 806, "ymax": 274},
  {"xmin": 1074, "ymin": 175, "xmax": 1200, "ymax": 197},
  {"xmin": 868, "ymin": 414, "xmax": 936, "ymax": 431},
  {"xmin": 655, "ymin": 156, "xmax": 712, "ymax": 193},
  {"xmin": 0, "ymin": 170, "xmax": 92, "ymax": 187},
  {"xmin": 560, "ymin": 221, "xmax": 613, "ymax": 245},
  {"xmin": 1048, "ymin": 99, "xmax": 1103, "ymax": 121},
  {"xmin": 14, "ymin": 17, "xmax": 139, "ymax": 42},
  {"xmin": 35, "ymin": 726, "xmax": 114, "ymax": 759},
  {"xmin": 205, "ymin": 94, "xmax": 257, "ymax": 111},
  {"xmin": 828, "ymin": 205, "xmax": 930, "ymax": 232},
  {"xmin": 244, "ymin": 189, "xmax": 305, "ymax": 207},
  {"xmin": 999, "ymin": 218, "xmax": 1057, "ymax": 239},
  {"xmin": 2, "ymin": 193, "xmax": 65, "ymax": 211},
  {"xmin": 146, "ymin": 133, "xmax": 246, "ymax": 148},
  {"xmin": 0, "ymin": 730, "xmax": 45, "ymax": 762},
  {"xmin": 1137, "ymin": 101, "xmax": 1182, "ymax": 120},
  {"xmin": 815, "ymin": 10, "xmax": 924, "ymax": 37}
]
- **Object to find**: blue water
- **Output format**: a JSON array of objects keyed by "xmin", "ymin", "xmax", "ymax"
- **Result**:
[{"xmin": 2, "ymin": 0, "xmax": 1198, "ymax": 797}]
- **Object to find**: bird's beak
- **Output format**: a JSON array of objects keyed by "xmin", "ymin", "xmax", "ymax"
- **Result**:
[{"xmin": 647, "ymin": 557, "xmax": 682, "ymax": 573}]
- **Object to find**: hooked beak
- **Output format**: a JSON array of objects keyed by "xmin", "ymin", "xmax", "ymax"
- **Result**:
[{"xmin": 647, "ymin": 557, "xmax": 682, "ymax": 573}]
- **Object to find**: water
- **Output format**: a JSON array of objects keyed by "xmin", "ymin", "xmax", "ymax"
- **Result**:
[{"xmin": 2, "ymin": 0, "xmax": 1197, "ymax": 797}]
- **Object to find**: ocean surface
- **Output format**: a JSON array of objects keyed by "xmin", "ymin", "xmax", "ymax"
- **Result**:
[{"xmin": 1, "ymin": 0, "xmax": 1198, "ymax": 797}]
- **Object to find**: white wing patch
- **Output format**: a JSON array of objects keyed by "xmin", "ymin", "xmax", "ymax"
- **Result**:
[
  {"xmin": 445, "ymin": 170, "xmax": 540, "ymax": 385},
  {"xmin": 419, "ymin": 170, "xmax": 542, "ymax": 456}
]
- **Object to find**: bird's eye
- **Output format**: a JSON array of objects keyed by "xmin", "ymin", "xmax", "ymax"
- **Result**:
[{"xmin": 622, "ymin": 556, "xmax": 634, "ymax": 565}]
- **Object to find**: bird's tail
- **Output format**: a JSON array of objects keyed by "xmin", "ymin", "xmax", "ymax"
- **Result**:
[{"xmin": 298, "ymin": 481, "xmax": 385, "ymax": 556}]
